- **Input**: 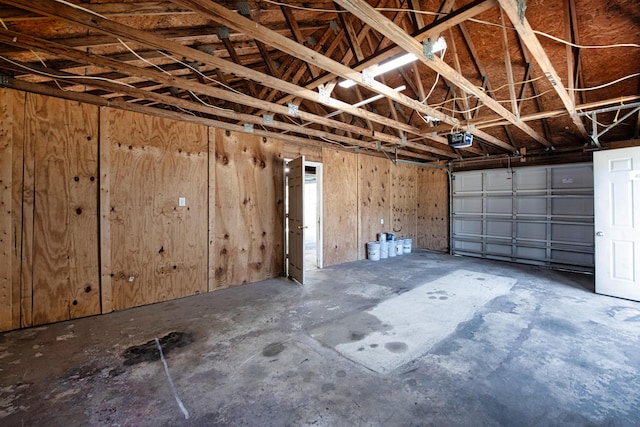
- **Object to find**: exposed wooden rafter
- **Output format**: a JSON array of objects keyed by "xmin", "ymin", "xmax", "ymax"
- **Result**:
[
  {"xmin": 335, "ymin": 0, "xmax": 554, "ymax": 151},
  {"xmin": 498, "ymin": 0, "xmax": 590, "ymax": 141}
]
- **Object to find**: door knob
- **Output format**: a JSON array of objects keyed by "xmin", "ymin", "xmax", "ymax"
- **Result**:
[{"xmin": 596, "ymin": 231, "xmax": 604, "ymax": 237}]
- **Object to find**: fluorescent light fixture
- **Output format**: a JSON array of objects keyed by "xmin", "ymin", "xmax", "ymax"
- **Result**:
[{"xmin": 339, "ymin": 37, "xmax": 447, "ymax": 89}]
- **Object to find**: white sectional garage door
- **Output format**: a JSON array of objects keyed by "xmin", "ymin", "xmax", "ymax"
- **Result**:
[{"xmin": 452, "ymin": 164, "xmax": 594, "ymax": 272}]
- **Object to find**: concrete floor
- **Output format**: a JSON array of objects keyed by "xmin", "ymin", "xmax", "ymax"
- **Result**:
[{"xmin": 1, "ymin": 250, "xmax": 639, "ymax": 426}]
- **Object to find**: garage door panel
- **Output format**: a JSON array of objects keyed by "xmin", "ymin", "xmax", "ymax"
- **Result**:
[
  {"xmin": 452, "ymin": 164, "xmax": 594, "ymax": 273},
  {"xmin": 552, "ymin": 165, "xmax": 592, "ymax": 190},
  {"xmin": 515, "ymin": 168, "xmax": 546, "ymax": 191},
  {"xmin": 454, "ymin": 219, "xmax": 482, "ymax": 235},
  {"xmin": 454, "ymin": 172, "xmax": 483, "ymax": 193},
  {"xmin": 486, "ymin": 198, "xmax": 512, "ymax": 215},
  {"xmin": 516, "ymin": 197, "xmax": 546, "ymax": 215},
  {"xmin": 551, "ymin": 223, "xmax": 594, "ymax": 245},
  {"xmin": 552, "ymin": 198, "xmax": 594, "ymax": 217},
  {"xmin": 487, "ymin": 243, "xmax": 512, "ymax": 256},
  {"xmin": 516, "ymin": 222, "xmax": 546, "ymax": 240},
  {"xmin": 487, "ymin": 221, "xmax": 512, "ymax": 238},
  {"xmin": 454, "ymin": 197, "xmax": 482, "ymax": 214}
]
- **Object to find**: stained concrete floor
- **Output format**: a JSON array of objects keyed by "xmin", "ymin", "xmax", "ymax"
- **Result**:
[{"xmin": 1, "ymin": 250, "xmax": 639, "ymax": 426}]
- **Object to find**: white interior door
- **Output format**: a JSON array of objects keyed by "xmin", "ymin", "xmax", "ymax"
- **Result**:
[
  {"xmin": 594, "ymin": 147, "xmax": 640, "ymax": 301},
  {"xmin": 288, "ymin": 156, "xmax": 305, "ymax": 284}
]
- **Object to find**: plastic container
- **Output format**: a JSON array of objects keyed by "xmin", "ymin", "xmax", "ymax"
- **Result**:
[
  {"xmin": 367, "ymin": 241, "xmax": 381, "ymax": 261},
  {"xmin": 403, "ymin": 238, "xmax": 412, "ymax": 254},
  {"xmin": 380, "ymin": 241, "xmax": 389, "ymax": 259},
  {"xmin": 395, "ymin": 239, "xmax": 404, "ymax": 256}
]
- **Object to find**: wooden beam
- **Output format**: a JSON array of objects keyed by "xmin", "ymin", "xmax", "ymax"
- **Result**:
[
  {"xmin": 447, "ymin": 28, "xmax": 472, "ymax": 122},
  {"xmin": 171, "ymin": 0, "xmax": 510, "ymax": 152},
  {"xmin": 0, "ymin": 2, "xmax": 194, "ymax": 21},
  {"xmin": 272, "ymin": 0, "xmax": 496, "ymax": 109},
  {"xmin": 0, "ymin": 29, "xmax": 382, "ymax": 141},
  {"xmin": 5, "ymin": 75, "xmax": 438, "ymax": 162},
  {"xmin": 335, "ymin": 0, "xmax": 549, "ymax": 150},
  {"xmin": 280, "ymin": 6, "xmax": 319, "ymax": 78},
  {"xmin": 499, "ymin": 8, "xmax": 519, "ymax": 118},
  {"xmin": 498, "ymin": 0, "xmax": 589, "ymax": 140},
  {"xmin": 1, "ymin": 1, "xmax": 421, "ymax": 146},
  {"xmin": 339, "ymin": 13, "xmax": 365, "ymax": 62},
  {"xmin": 408, "ymin": 0, "xmax": 425, "ymax": 31}
]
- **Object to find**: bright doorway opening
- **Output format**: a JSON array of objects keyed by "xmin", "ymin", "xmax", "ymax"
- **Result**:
[{"xmin": 284, "ymin": 159, "xmax": 322, "ymax": 279}]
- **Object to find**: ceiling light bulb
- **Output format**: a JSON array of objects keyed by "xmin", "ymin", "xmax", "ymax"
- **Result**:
[
  {"xmin": 338, "ymin": 39, "xmax": 445, "ymax": 89},
  {"xmin": 339, "ymin": 79, "xmax": 357, "ymax": 88}
]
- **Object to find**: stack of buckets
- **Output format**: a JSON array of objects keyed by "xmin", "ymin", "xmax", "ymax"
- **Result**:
[{"xmin": 367, "ymin": 232, "xmax": 412, "ymax": 261}]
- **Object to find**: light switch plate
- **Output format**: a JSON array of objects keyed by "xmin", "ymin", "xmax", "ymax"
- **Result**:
[{"xmin": 179, "ymin": 197, "xmax": 186, "ymax": 207}]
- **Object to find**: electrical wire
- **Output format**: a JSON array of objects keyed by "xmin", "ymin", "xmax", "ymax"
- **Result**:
[
  {"xmin": 260, "ymin": 0, "xmax": 347, "ymax": 13},
  {"xmin": 265, "ymin": 1, "xmax": 639, "ymax": 50},
  {"xmin": 118, "ymin": 39, "xmax": 172, "ymax": 76},
  {"xmin": 0, "ymin": 55, "xmax": 137, "ymax": 89},
  {"xmin": 187, "ymin": 90, "xmax": 235, "ymax": 113},
  {"xmin": 421, "ymin": 49, "xmax": 446, "ymax": 103},
  {"xmin": 480, "ymin": 76, "xmax": 544, "ymax": 94},
  {"xmin": 54, "ymin": 0, "xmax": 106, "ymax": 19},
  {"xmin": 156, "ymin": 51, "xmax": 246, "ymax": 96},
  {"xmin": 533, "ymin": 30, "xmax": 640, "ymax": 49},
  {"xmin": 567, "ymin": 73, "xmax": 640, "ymax": 92}
]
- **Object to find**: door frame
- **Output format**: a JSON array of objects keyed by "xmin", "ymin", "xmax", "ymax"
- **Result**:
[{"xmin": 307, "ymin": 161, "xmax": 323, "ymax": 270}]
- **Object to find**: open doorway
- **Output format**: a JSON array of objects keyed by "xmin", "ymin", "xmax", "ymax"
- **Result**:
[{"xmin": 284, "ymin": 158, "xmax": 322, "ymax": 279}]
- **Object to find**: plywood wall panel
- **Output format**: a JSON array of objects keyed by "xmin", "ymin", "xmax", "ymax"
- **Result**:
[
  {"xmin": 283, "ymin": 143, "xmax": 322, "ymax": 163},
  {"xmin": 102, "ymin": 108, "xmax": 208, "ymax": 311},
  {"xmin": 213, "ymin": 129, "xmax": 284, "ymax": 289},
  {"xmin": 322, "ymin": 148, "xmax": 358, "ymax": 267},
  {"xmin": 25, "ymin": 94, "xmax": 100, "ymax": 325},
  {"xmin": 358, "ymin": 155, "xmax": 390, "ymax": 259},
  {"xmin": 0, "ymin": 89, "xmax": 25, "ymax": 331},
  {"xmin": 391, "ymin": 163, "xmax": 417, "ymax": 241},
  {"xmin": 207, "ymin": 126, "xmax": 216, "ymax": 292},
  {"xmin": 417, "ymin": 167, "xmax": 449, "ymax": 252}
]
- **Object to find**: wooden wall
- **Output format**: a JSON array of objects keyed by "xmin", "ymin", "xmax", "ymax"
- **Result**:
[
  {"xmin": 391, "ymin": 162, "xmax": 417, "ymax": 241},
  {"xmin": 100, "ymin": 108, "xmax": 209, "ymax": 312},
  {"xmin": 213, "ymin": 129, "xmax": 284, "ymax": 289},
  {"xmin": 358, "ymin": 155, "xmax": 391, "ymax": 259},
  {"xmin": 0, "ymin": 89, "xmax": 24, "ymax": 331},
  {"xmin": 322, "ymin": 150, "xmax": 450, "ymax": 263},
  {"xmin": 417, "ymin": 166, "xmax": 449, "ymax": 252},
  {"xmin": 26, "ymin": 95, "xmax": 101, "ymax": 325},
  {"xmin": 322, "ymin": 148, "xmax": 358, "ymax": 267},
  {"xmin": 1, "ymin": 87, "xmax": 450, "ymax": 332}
]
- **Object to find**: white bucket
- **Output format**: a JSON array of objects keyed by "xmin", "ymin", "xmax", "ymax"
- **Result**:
[
  {"xmin": 367, "ymin": 241, "xmax": 381, "ymax": 261},
  {"xmin": 403, "ymin": 238, "xmax": 412, "ymax": 254},
  {"xmin": 388, "ymin": 240, "xmax": 396, "ymax": 257},
  {"xmin": 378, "ymin": 232, "xmax": 387, "ymax": 242},
  {"xmin": 379, "ymin": 241, "xmax": 389, "ymax": 259},
  {"xmin": 395, "ymin": 239, "xmax": 404, "ymax": 256}
]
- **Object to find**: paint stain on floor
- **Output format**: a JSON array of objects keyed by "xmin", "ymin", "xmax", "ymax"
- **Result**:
[{"xmin": 121, "ymin": 331, "xmax": 193, "ymax": 366}]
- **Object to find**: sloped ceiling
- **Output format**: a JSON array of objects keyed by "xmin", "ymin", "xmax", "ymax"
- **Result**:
[{"xmin": 0, "ymin": 0, "xmax": 638, "ymax": 168}]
